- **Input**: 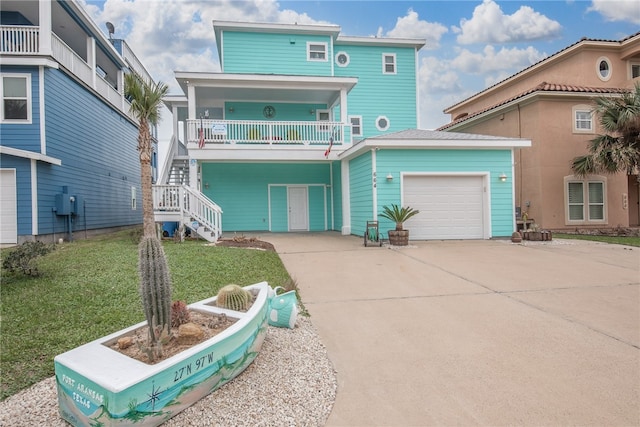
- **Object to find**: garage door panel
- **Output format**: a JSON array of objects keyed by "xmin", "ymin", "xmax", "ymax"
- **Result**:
[{"xmin": 403, "ymin": 175, "xmax": 485, "ymax": 240}]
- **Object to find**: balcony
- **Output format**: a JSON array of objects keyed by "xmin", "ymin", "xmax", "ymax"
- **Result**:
[{"xmin": 186, "ymin": 119, "xmax": 351, "ymax": 147}]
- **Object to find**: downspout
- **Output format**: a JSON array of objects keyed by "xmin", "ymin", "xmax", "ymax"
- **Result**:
[
  {"xmin": 517, "ymin": 103, "xmax": 523, "ymax": 209},
  {"xmin": 371, "ymin": 149, "xmax": 377, "ymax": 220},
  {"xmin": 329, "ymin": 162, "xmax": 334, "ymax": 230}
]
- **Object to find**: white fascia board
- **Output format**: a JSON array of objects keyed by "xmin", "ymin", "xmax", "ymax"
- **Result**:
[
  {"xmin": 175, "ymin": 72, "xmax": 357, "ymax": 89},
  {"xmin": 213, "ymin": 21, "xmax": 341, "ymax": 38},
  {"xmin": 0, "ymin": 146, "xmax": 62, "ymax": 165},
  {"xmin": 0, "ymin": 57, "xmax": 59, "ymax": 68},
  {"xmin": 187, "ymin": 146, "xmax": 344, "ymax": 162},
  {"xmin": 338, "ymin": 138, "xmax": 531, "ymax": 161},
  {"xmin": 336, "ymin": 35, "xmax": 425, "ymax": 50}
]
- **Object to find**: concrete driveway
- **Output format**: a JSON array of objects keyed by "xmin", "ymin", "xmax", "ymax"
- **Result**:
[{"xmin": 264, "ymin": 233, "xmax": 640, "ymax": 426}]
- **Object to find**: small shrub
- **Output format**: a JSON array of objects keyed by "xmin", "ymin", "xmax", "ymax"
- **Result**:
[
  {"xmin": 171, "ymin": 300, "xmax": 191, "ymax": 328},
  {"xmin": 1, "ymin": 241, "xmax": 55, "ymax": 277}
]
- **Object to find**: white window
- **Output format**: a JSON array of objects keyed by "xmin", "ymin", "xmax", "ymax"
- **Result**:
[
  {"xmin": 596, "ymin": 56, "xmax": 612, "ymax": 81},
  {"xmin": 349, "ymin": 116, "xmax": 362, "ymax": 137},
  {"xmin": 565, "ymin": 177, "xmax": 606, "ymax": 223},
  {"xmin": 382, "ymin": 53, "xmax": 396, "ymax": 74},
  {"xmin": 1, "ymin": 74, "xmax": 31, "ymax": 123},
  {"xmin": 573, "ymin": 105, "xmax": 593, "ymax": 133},
  {"xmin": 307, "ymin": 42, "xmax": 327, "ymax": 61},
  {"xmin": 317, "ymin": 109, "xmax": 330, "ymax": 132},
  {"xmin": 375, "ymin": 115, "xmax": 390, "ymax": 131},
  {"xmin": 335, "ymin": 51, "xmax": 350, "ymax": 67}
]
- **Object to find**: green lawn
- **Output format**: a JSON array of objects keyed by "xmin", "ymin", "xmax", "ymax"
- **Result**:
[
  {"xmin": 554, "ymin": 233, "xmax": 640, "ymax": 247},
  {"xmin": 0, "ymin": 230, "xmax": 290, "ymax": 401}
]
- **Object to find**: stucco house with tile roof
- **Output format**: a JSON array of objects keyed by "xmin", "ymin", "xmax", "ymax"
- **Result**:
[{"xmin": 439, "ymin": 32, "xmax": 640, "ymax": 232}]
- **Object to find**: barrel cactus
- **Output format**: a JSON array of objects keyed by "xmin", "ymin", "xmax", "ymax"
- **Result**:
[
  {"xmin": 216, "ymin": 284, "xmax": 252, "ymax": 311},
  {"xmin": 138, "ymin": 236, "xmax": 172, "ymax": 355}
]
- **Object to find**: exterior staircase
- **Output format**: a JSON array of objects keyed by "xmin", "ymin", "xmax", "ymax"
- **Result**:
[{"xmin": 153, "ymin": 136, "xmax": 222, "ymax": 243}]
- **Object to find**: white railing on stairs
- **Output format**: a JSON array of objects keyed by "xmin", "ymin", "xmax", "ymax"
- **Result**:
[{"xmin": 153, "ymin": 185, "xmax": 223, "ymax": 242}]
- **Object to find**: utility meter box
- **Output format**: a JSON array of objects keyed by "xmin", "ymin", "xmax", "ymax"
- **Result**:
[{"xmin": 55, "ymin": 193, "xmax": 72, "ymax": 215}]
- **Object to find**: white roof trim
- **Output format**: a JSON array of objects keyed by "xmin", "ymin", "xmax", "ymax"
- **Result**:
[
  {"xmin": 0, "ymin": 146, "xmax": 62, "ymax": 165},
  {"xmin": 336, "ymin": 35, "xmax": 425, "ymax": 49},
  {"xmin": 338, "ymin": 137, "xmax": 531, "ymax": 161},
  {"xmin": 213, "ymin": 21, "xmax": 341, "ymax": 37},
  {"xmin": 0, "ymin": 58, "xmax": 59, "ymax": 68}
]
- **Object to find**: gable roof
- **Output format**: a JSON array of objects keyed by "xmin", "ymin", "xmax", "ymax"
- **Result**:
[
  {"xmin": 444, "ymin": 31, "xmax": 640, "ymax": 114},
  {"xmin": 438, "ymin": 82, "xmax": 631, "ymax": 131}
]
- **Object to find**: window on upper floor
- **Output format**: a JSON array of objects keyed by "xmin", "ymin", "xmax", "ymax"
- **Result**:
[
  {"xmin": 565, "ymin": 176, "xmax": 606, "ymax": 223},
  {"xmin": 349, "ymin": 116, "xmax": 362, "ymax": 137},
  {"xmin": 573, "ymin": 105, "xmax": 593, "ymax": 133},
  {"xmin": 631, "ymin": 62, "xmax": 640, "ymax": 79},
  {"xmin": 308, "ymin": 42, "xmax": 328, "ymax": 61},
  {"xmin": 382, "ymin": 53, "xmax": 396, "ymax": 74},
  {"xmin": 335, "ymin": 51, "xmax": 350, "ymax": 67},
  {"xmin": 375, "ymin": 115, "xmax": 390, "ymax": 131},
  {"xmin": 596, "ymin": 56, "xmax": 612, "ymax": 81},
  {"xmin": 1, "ymin": 74, "xmax": 31, "ymax": 123},
  {"xmin": 317, "ymin": 109, "xmax": 330, "ymax": 132}
]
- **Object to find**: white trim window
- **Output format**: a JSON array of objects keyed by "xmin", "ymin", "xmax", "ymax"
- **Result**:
[
  {"xmin": 375, "ymin": 115, "xmax": 390, "ymax": 131},
  {"xmin": 317, "ymin": 109, "xmax": 330, "ymax": 132},
  {"xmin": 335, "ymin": 51, "xmax": 350, "ymax": 67},
  {"xmin": 565, "ymin": 176, "xmax": 606, "ymax": 223},
  {"xmin": 573, "ymin": 105, "xmax": 593, "ymax": 133},
  {"xmin": 349, "ymin": 115, "xmax": 362, "ymax": 137},
  {"xmin": 596, "ymin": 56, "xmax": 612, "ymax": 81},
  {"xmin": 382, "ymin": 53, "xmax": 396, "ymax": 74},
  {"xmin": 630, "ymin": 62, "xmax": 640, "ymax": 79},
  {"xmin": 307, "ymin": 42, "xmax": 328, "ymax": 61},
  {"xmin": 1, "ymin": 73, "xmax": 32, "ymax": 123}
]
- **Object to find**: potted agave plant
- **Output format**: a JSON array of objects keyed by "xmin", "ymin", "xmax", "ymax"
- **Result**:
[
  {"xmin": 379, "ymin": 204, "xmax": 420, "ymax": 246},
  {"xmin": 54, "ymin": 236, "xmax": 271, "ymax": 426}
]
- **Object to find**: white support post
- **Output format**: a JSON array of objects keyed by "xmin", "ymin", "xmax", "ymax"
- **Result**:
[
  {"xmin": 341, "ymin": 159, "xmax": 351, "ymax": 235},
  {"xmin": 87, "ymin": 36, "xmax": 96, "ymax": 89},
  {"xmin": 39, "ymin": 0, "xmax": 52, "ymax": 55}
]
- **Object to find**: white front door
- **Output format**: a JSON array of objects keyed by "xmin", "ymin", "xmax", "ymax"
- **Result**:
[
  {"xmin": 288, "ymin": 187, "xmax": 308, "ymax": 231},
  {"xmin": 0, "ymin": 169, "xmax": 18, "ymax": 244}
]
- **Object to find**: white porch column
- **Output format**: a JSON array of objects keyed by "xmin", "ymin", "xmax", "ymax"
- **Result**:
[
  {"xmin": 340, "ymin": 88, "xmax": 350, "ymax": 144},
  {"xmin": 87, "ymin": 36, "xmax": 96, "ymax": 88},
  {"xmin": 189, "ymin": 159, "xmax": 198, "ymax": 190},
  {"xmin": 187, "ymin": 84, "xmax": 196, "ymax": 144},
  {"xmin": 340, "ymin": 158, "xmax": 351, "ymax": 235},
  {"xmin": 39, "ymin": 0, "xmax": 52, "ymax": 56}
]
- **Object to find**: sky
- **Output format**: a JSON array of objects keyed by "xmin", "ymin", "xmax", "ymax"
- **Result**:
[{"xmin": 81, "ymin": 0, "xmax": 640, "ymax": 133}]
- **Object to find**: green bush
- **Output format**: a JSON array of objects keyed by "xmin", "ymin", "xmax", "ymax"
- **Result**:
[{"xmin": 2, "ymin": 241, "xmax": 55, "ymax": 277}]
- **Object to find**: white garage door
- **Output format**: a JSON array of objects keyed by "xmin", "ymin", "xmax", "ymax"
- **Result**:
[
  {"xmin": 403, "ymin": 175, "xmax": 485, "ymax": 240},
  {"xmin": 0, "ymin": 169, "xmax": 18, "ymax": 244}
]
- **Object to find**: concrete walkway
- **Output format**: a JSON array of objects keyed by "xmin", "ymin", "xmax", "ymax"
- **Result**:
[{"xmin": 264, "ymin": 232, "xmax": 640, "ymax": 426}]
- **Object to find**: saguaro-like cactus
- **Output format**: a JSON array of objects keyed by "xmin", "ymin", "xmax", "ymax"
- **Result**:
[
  {"xmin": 216, "ymin": 284, "xmax": 252, "ymax": 311},
  {"xmin": 138, "ymin": 236, "xmax": 172, "ymax": 352}
]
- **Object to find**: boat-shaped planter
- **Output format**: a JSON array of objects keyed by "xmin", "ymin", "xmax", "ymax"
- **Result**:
[{"xmin": 54, "ymin": 281, "xmax": 270, "ymax": 426}]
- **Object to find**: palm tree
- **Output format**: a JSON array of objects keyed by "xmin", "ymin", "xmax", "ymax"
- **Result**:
[
  {"xmin": 124, "ymin": 73, "xmax": 169, "ymax": 238},
  {"xmin": 571, "ymin": 82, "xmax": 640, "ymax": 177}
]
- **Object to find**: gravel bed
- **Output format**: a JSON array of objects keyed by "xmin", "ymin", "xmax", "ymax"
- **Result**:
[{"xmin": 0, "ymin": 317, "xmax": 337, "ymax": 426}]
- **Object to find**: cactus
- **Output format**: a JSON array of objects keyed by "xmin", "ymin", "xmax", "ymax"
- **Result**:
[
  {"xmin": 216, "ymin": 284, "xmax": 252, "ymax": 311},
  {"xmin": 171, "ymin": 300, "xmax": 191, "ymax": 328},
  {"xmin": 138, "ymin": 236, "xmax": 172, "ymax": 357}
]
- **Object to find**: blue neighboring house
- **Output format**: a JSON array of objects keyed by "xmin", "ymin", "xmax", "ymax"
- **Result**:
[
  {"xmin": 0, "ymin": 0, "xmax": 158, "ymax": 245},
  {"xmin": 159, "ymin": 21, "xmax": 530, "ymax": 241}
]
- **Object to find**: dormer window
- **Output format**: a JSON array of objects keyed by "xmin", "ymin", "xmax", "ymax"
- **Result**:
[{"xmin": 308, "ymin": 42, "xmax": 327, "ymax": 61}]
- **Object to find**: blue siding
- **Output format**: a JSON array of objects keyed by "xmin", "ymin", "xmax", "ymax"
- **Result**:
[
  {"xmin": 0, "ymin": 66, "xmax": 41, "ymax": 152},
  {"xmin": 201, "ymin": 162, "xmax": 331, "ymax": 232},
  {"xmin": 222, "ymin": 32, "xmax": 332, "ymax": 76},
  {"xmin": 334, "ymin": 44, "xmax": 417, "ymax": 136},
  {"xmin": 348, "ymin": 153, "xmax": 374, "ymax": 237},
  {"xmin": 36, "ymin": 67, "xmax": 142, "ymax": 236},
  {"xmin": 375, "ymin": 149, "xmax": 515, "ymax": 237}
]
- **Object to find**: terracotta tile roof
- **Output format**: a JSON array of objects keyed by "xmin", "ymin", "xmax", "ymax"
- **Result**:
[
  {"xmin": 437, "ymin": 82, "xmax": 631, "ymax": 131},
  {"xmin": 444, "ymin": 31, "xmax": 640, "ymax": 113}
]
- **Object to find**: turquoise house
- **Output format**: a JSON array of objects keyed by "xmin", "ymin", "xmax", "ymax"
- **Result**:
[{"xmin": 158, "ymin": 21, "xmax": 530, "ymax": 241}]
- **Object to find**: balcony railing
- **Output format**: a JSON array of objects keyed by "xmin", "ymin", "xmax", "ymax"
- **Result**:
[
  {"xmin": 187, "ymin": 119, "xmax": 351, "ymax": 147},
  {"xmin": 1, "ymin": 25, "xmax": 135, "ymax": 122}
]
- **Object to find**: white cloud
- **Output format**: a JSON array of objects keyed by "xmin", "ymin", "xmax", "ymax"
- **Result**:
[
  {"xmin": 451, "ymin": 45, "xmax": 547, "ymax": 74},
  {"xmin": 588, "ymin": 0, "xmax": 640, "ymax": 25},
  {"xmin": 384, "ymin": 9, "xmax": 448, "ymax": 49},
  {"xmin": 455, "ymin": 0, "xmax": 562, "ymax": 44}
]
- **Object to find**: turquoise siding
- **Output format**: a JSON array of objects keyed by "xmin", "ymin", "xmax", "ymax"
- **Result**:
[
  {"xmin": 309, "ymin": 186, "xmax": 326, "ymax": 230},
  {"xmin": 222, "ymin": 32, "xmax": 332, "ymax": 76},
  {"xmin": 348, "ymin": 153, "xmax": 374, "ymax": 237},
  {"xmin": 375, "ymin": 149, "xmax": 515, "ymax": 237},
  {"xmin": 225, "ymin": 102, "xmax": 326, "ymax": 122},
  {"xmin": 334, "ymin": 44, "xmax": 417, "ymax": 136},
  {"xmin": 201, "ymin": 162, "xmax": 331, "ymax": 232}
]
